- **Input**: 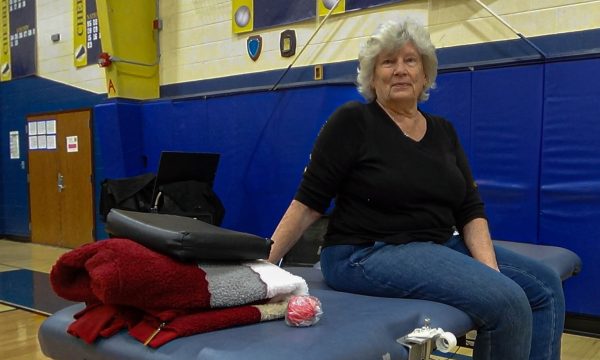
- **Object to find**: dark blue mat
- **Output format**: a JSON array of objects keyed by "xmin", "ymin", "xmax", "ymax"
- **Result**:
[{"xmin": 0, "ymin": 269, "xmax": 76, "ymax": 315}]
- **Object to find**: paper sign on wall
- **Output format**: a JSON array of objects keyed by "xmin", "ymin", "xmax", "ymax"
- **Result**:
[
  {"xmin": 47, "ymin": 135, "xmax": 56, "ymax": 149},
  {"xmin": 29, "ymin": 135, "xmax": 38, "ymax": 150},
  {"xmin": 28, "ymin": 122, "xmax": 37, "ymax": 135},
  {"xmin": 46, "ymin": 120, "xmax": 56, "ymax": 134},
  {"xmin": 10, "ymin": 131, "xmax": 20, "ymax": 159},
  {"xmin": 37, "ymin": 121, "xmax": 46, "ymax": 135},
  {"xmin": 37, "ymin": 135, "xmax": 47, "ymax": 149},
  {"xmin": 66, "ymin": 136, "xmax": 78, "ymax": 152}
]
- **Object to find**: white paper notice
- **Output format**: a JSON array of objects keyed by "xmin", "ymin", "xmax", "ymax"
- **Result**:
[
  {"xmin": 10, "ymin": 131, "xmax": 20, "ymax": 159},
  {"xmin": 37, "ymin": 121, "xmax": 47, "ymax": 135},
  {"xmin": 46, "ymin": 120, "xmax": 56, "ymax": 134},
  {"xmin": 29, "ymin": 136, "xmax": 38, "ymax": 150},
  {"xmin": 37, "ymin": 135, "xmax": 47, "ymax": 149},
  {"xmin": 66, "ymin": 136, "xmax": 78, "ymax": 153},
  {"xmin": 47, "ymin": 135, "xmax": 57, "ymax": 150},
  {"xmin": 28, "ymin": 122, "xmax": 37, "ymax": 135}
]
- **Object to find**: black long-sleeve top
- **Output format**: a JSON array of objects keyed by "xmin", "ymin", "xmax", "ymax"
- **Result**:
[{"xmin": 294, "ymin": 101, "xmax": 486, "ymax": 248}]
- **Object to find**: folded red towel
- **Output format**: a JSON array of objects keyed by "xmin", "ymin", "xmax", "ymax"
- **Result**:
[
  {"xmin": 51, "ymin": 238, "xmax": 307, "ymax": 346},
  {"xmin": 51, "ymin": 238, "xmax": 211, "ymax": 311},
  {"xmin": 129, "ymin": 301, "xmax": 288, "ymax": 348},
  {"xmin": 67, "ymin": 303, "xmax": 142, "ymax": 344}
]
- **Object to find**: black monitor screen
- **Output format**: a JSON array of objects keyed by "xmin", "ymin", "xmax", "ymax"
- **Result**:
[{"xmin": 152, "ymin": 151, "xmax": 220, "ymax": 200}]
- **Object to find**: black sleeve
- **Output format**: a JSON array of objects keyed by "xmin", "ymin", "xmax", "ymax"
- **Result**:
[
  {"xmin": 445, "ymin": 121, "xmax": 487, "ymax": 231},
  {"xmin": 294, "ymin": 102, "xmax": 365, "ymax": 213}
]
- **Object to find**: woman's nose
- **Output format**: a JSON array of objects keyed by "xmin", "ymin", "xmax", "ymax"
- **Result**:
[{"xmin": 393, "ymin": 61, "xmax": 407, "ymax": 75}]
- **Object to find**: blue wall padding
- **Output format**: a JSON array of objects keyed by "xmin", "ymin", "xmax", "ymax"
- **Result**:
[
  {"xmin": 137, "ymin": 85, "xmax": 362, "ymax": 236},
  {"xmin": 94, "ymin": 101, "xmax": 145, "ymax": 179},
  {"xmin": 469, "ymin": 65, "xmax": 544, "ymax": 244},
  {"xmin": 420, "ymin": 71, "xmax": 473, "ymax": 157},
  {"xmin": 140, "ymin": 94, "xmax": 275, "ymax": 232},
  {"xmin": 92, "ymin": 72, "xmax": 600, "ymax": 316},
  {"xmin": 3, "ymin": 60, "xmax": 598, "ymax": 316},
  {"xmin": 237, "ymin": 86, "xmax": 362, "ymax": 235},
  {"xmin": 0, "ymin": 76, "xmax": 104, "ymax": 236},
  {"xmin": 93, "ymin": 100, "xmax": 146, "ymax": 239},
  {"xmin": 540, "ymin": 58, "xmax": 600, "ymax": 315}
]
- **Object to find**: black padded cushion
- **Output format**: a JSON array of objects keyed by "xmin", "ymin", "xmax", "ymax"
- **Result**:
[{"xmin": 106, "ymin": 209, "xmax": 273, "ymax": 262}]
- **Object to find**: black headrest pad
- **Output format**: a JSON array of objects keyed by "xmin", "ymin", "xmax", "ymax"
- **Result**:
[{"xmin": 106, "ymin": 209, "xmax": 272, "ymax": 262}]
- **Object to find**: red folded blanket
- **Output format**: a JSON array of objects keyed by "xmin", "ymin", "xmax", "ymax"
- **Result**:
[
  {"xmin": 129, "ymin": 301, "xmax": 288, "ymax": 347},
  {"xmin": 50, "ymin": 238, "xmax": 308, "ymax": 347}
]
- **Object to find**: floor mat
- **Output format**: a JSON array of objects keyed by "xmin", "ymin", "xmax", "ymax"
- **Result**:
[{"xmin": 0, "ymin": 269, "xmax": 77, "ymax": 315}]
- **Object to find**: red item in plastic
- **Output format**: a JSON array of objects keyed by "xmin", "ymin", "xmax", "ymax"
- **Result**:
[{"xmin": 285, "ymin": 295, "xmax": 323, "ymax": 327}]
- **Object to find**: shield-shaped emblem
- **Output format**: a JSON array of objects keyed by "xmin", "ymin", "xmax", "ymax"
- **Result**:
[{"xmin": 247, "ymin": 35, "xmax": 262, "ymax": 61}]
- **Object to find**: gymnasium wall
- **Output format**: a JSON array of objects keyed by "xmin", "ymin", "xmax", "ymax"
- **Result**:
[
  {"xmin": 428, "ymin": 0, "xmax": 600, "ymax": 48},
  {"xmin": 160, "ymin": 0, "xmax": 600, "ymax": 87},
  {"xmin": 0, "ymin": 77, "xmax": 105, "ymax": 237},
  {"xmin": 0, "ymin": 0, "xmax": 107, "ymax": 237},
  {"xmin": 159, "ymin": 0, "xmax": 427, "ymax": 87},
  {"xmin": 24, "ymin": 0, "xmax": 600, "ymax": 94},
  {"xmin": 36, "ymin": 0, "xmax": 105, "ymax": 93}
]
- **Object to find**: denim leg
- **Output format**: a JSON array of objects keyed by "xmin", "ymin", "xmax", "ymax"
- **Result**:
[
  {"xmin": 497, "ymin": 246, "xmax": 565, "ymax": 360},
  {"xmin": 320, "ymin": 240, "xmax": 532, "ymax": 360},
  {"xmin": 446, "ymin": 237, "xmax": 565, "ymax": 360}
]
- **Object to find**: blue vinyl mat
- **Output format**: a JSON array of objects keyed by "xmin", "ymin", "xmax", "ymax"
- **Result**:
[{"xmin": 0, "ymin": 269, "xmax": 76, "ymax": 315}]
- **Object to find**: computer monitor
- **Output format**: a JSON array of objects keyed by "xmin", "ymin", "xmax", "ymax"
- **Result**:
[{"xmin": 151, "ymin": 151, "xmax": 220, "ymax": 203}]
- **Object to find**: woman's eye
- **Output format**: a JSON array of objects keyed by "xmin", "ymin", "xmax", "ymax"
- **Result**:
[{"xmin": 406, "ymin": 57, "xmax": 418, "ymax": 66}]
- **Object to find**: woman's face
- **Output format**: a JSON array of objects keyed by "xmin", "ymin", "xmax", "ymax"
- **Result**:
[{"xmin": 371, "ymin": 41, "xmax": 427, "ymax": 106}]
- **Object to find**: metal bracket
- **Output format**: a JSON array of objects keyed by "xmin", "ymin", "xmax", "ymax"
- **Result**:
[{"xmin": 399, "ymin": 339, "xmax": 434, "ymax": 360}]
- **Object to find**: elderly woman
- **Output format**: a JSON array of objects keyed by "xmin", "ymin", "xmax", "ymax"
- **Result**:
[{"xmin": 268, "ymin": 19, "xmax": 564, "ymax": 360}]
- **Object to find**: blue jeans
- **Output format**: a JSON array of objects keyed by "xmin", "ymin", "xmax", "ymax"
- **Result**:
[{"xmin": 320, "ymin": 235, "xmax": 565, "ymax": 360}]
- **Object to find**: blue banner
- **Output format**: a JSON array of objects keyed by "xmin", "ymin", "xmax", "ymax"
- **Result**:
[
  {"xmin": 7, "ymin": 0, "xmax": 36, "ymax": 79},
  {"xmin": 85, "ymin": 0, "xmax": 100, "ymax": 65},
  {"xmin": 234, "ymin": 0, "xmax": 403, "ymax": 34},
  {"xmin": 73, "ymin": 0, "xmax": 101, "ymax": 67},
  {"xmin": 346, "ymin": 0, "xmax": 398, "ymax": 11},
  {"xmin": 253, "ymin": 0, "xmax": 315, "ymax": 30}
]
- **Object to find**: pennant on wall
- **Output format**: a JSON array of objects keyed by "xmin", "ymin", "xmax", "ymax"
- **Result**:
[
  {"xmin": 73, "ymin": 0, "xmax": 101, "ymax": 67},
  {"xmin": 0, "ymin": 0, "xmax": 36, "ymax": 81}
]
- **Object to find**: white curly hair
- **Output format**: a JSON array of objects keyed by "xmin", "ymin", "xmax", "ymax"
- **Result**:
[{"xmin": 356, "ymin": 19, "xmax": 438, "ymax": 102}]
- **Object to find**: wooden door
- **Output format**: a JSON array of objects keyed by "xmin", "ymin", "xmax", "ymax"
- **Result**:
[{"xmin": 27, "ymin": 110, "xmax": 94, "ymax": 248}]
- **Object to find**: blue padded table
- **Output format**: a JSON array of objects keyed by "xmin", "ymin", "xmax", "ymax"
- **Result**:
[
  {"xmin": 39, "ymin": 241, "xmax": 581, "ymax": 360},
  {"xmin": 494, "ymin": 240, "xmax": 581, "ymax": 280}
]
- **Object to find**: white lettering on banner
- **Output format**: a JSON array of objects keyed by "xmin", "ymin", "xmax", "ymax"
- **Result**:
[{"xmin": 76, "ymin": 0, "xmax": 85, "ymax": 36}]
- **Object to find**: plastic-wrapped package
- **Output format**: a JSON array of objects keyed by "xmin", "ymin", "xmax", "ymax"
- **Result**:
[{"xmin": 285, "ymin": 295, "xmax": 323, "ymax": 327}]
